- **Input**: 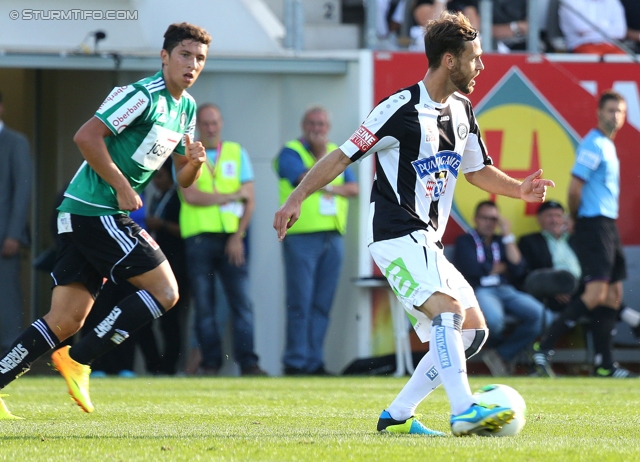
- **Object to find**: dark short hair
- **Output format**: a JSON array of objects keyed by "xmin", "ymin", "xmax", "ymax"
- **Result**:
[
  {"xmin": 537, "ymin": 201, "xmax": 564, "ymax": 214},
  {"xmin": 598, "ymin": 90, "xmax": 625, "ymax": 110},
  {"xmin": 163, "ymin": 22, "xmax": 212, "ymax": 55},
  {"xmin": 0, "ymin": 90, "xmax": 3, "ymax": 104},
  {"xmin": 475, "ymin": 200, "xmax": 497, "ymax": 215},
  {"xmin": 423, "ymin": 11, "xmax": 478, "ymax": 70}
]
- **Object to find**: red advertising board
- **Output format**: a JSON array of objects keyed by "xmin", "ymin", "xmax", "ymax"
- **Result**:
[{"xmin": 373, "ymin": 52, "xmax": 640, "ymax": 245}]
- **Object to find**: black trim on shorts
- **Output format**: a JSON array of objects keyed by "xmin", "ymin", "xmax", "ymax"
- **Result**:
[{"xmin": 573, "ymin": 216, "xmax": 626, "ymax": 283}]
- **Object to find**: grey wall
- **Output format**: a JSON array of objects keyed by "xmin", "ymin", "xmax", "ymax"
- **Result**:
[{"xmin": 34, "ymin": 58, "xmax": 367, "ymax": 375}]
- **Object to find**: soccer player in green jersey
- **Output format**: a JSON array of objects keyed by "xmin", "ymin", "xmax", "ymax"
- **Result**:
[{"xmin": 0, "ymin": 22, "xmax": 211, "ymax": 419}]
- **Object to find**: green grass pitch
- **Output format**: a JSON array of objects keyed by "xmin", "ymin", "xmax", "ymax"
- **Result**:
[{"xmin": 1, "ymin": 376, "xmax": 639, "ymax": 461}]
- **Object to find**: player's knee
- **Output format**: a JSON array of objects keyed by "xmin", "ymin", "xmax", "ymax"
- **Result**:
[
  {"xmin": 152, "ymin": 283, "xmax": 179, "ymax": 310},
  {"xmin": 43, "ymin": 314, "xmax": 84, "ymax": 342}
]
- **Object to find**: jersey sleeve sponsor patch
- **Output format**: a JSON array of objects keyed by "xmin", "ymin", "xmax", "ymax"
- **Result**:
[
  {"xmin": 575, "ymin": 149, "xmax": 601, "ymax": 171},
  {"xmin": 98, "ymin": 90, "xmax": 150, "ymax": 134},
  {"xmin": 349, "ymin": 125, "xmax": 379, "ymax": 153},
  {"xmin": 97, "ymin": 86, "xmax": 135, "ymax": 113}
]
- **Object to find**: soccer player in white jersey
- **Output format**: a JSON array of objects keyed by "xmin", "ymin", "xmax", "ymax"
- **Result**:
[
  {"xmin": 0, "ymin": 23, "xmax": 210, "ymax": 419},
  {"xmin": 274, "ymin": 11, "xmax": 554, "ymax": 436}
]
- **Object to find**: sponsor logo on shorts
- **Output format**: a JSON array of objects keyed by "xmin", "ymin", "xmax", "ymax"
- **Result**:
[
  {"xmin": 95, "ymin": 307, "xmax": 122, "ymax": 338},
  {"xmin": 349, "ymin": 126, "xmax": 378, "ymax": 152},
  {"xmin": 0, "ymin": 343, "xmax": 28, "ymax": 374},
  {"xmin": 139, "ymin": 229, "xmax": 160, "ymax": 250},
  {"xmin": 434, "ymin": 326, "xmax": 451, "ymax": 368},
  {"xmin": 383, "ymin": 257, "xmax": 418, "ymax": 298},
  {"xmin": 426, "ymin": 366, "xmax": 439, "ymax": 381}
]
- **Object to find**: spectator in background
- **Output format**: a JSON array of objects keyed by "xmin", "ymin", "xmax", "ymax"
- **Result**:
[
  {"xmin": 533, "ymin": 90, "xmax": 637, "ymax": 379},
  {"xmin": 179, "ymin": 103, "xmax": 266, "ymax": 377},
  {"xmin": 559, "ymin": 0, "xmax": 627, "ymax": 55},
  {"xmin": 491, "ymin": 0, "xmax": 529, "ymax": 52},
  {"xmin": 454, "ymin": 201, "xmax": 546, "ymax": 376},
  {"xmin": 409, "ymin": 0, "xmax": 479, "ymax": 51},
  {"xmin": 373, "ymin": 0, "xmax": 407, "ymax": 49},
  {"xmin": 0, "ymin": 90, "xmax": 32, "ymax": 354},
  {"xmin": 620, "ymin": 0, "xmax": 640, "ymax": 53},
  {"xmin": 519, "ymin": 201, "xmax": 580, "ymax": 315},
  {"xmin": 274, "ymin": 106, "xmax": 358, "ymax": 376}
]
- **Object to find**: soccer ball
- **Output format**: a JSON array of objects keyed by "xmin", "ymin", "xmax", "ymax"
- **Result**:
[{"xmin": 472, "ymin": 384, "xmax": 526, "ymax": 436}]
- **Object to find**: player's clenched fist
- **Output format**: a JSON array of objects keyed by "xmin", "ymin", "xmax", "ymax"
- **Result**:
[{"xmin": 185, "ymin": 134, "xmax": 206, "ymax": 167}]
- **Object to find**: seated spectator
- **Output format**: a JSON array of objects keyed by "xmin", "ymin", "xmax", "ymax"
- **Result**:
[
  {"xmin": 372, "ymin": 0, "xmax": 407, "ymax": 49},
  {"xmin": 559, "ymin": 0, "xmax": 627, "ymax": 55},
  {"xmin": 518, "ymin": 201, "xmax": 581, "ymax": 314},
  {"xmin": 409, "ymin": 0, "xmax": 479, "ymax": 51},
  {"xmin": 491, "ymin": 0, "xmax": 528, "ymax": 53},
  {"xmin": 620, "ymin": 0, "xmax": 640, "ymax": 53},
  {"xmin": 453, "ymin": 201, "xmax": 546, "ymax": 376}
]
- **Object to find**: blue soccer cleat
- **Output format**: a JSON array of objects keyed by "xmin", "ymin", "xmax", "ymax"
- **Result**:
[
  {"xmin": 377, "ymin": 410, "xmax": 446, "ymax": 436},
  {"xmin": 450, "ymin": 403, "xmax": 515, "ymax": 436}
]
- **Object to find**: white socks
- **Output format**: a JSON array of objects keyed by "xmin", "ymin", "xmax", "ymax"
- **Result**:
[
  {"xmin": 386, "ymin": 327, "xmax": 487, "ymax": 420},
  {"xmin": 620, "ymin": 306, "xmax": 640, "ymax": 328},
  {"xmin": 430, "ymin": 313, "xmax": 475, "ymax": 415}
]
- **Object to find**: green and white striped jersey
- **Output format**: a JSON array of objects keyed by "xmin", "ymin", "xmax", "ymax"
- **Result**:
[{"xmin": 59, "ymin": 70, "xmax": 196, "ymax": 216}]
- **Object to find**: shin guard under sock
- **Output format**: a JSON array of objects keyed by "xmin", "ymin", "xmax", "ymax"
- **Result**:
[
  {"xmin": 0, "ymin": 319, "xmax": 59, "ymax": 388},
  {"xmin": 70, "ymin": 289, "xmax": 165, "ymax": 365}
]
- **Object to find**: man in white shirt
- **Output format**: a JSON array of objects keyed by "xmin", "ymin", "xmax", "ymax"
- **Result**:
[{"xmin": 559, "ymin": 0, "xmax": 627, "ymax": 55}]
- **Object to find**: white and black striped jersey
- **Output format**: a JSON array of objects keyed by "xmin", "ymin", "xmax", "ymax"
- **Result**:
[{"xmin": 340, "ymin": 80, "xmax": 492, "ymax": 244}]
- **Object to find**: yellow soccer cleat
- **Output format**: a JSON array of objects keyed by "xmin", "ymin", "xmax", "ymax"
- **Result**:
[
  {"xmin": 51, "ymin": 346, "xmax": 94, "ymax": 413},
  {"xmin": 0, "ymin": 394, "xmax": 23, "ymax": 420}
]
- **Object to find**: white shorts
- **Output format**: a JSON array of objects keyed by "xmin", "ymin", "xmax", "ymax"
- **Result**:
[{"xmin": 369, "ymin": 230, "xmax": 478, "ymax": 342}]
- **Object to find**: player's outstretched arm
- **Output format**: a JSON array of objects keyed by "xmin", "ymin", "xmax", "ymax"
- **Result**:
[
  {"xmin": 464, "ymin": 166, "xmax": 555, "ymax": 203},
  {"xmin": 74, "ymin": 117, "xmax": 141, "ymax": 211},
  {"xmin": 273, "ymin": 148, "xmax": 352, "ymax": 242},
  {"xmin": 174, "ymin": 134, "xmax": 206, "ymax": 188}
]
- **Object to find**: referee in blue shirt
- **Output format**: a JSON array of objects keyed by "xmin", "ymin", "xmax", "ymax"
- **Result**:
[{"xmin": 533, "ymin": 90, "xmax": 637, "ymax": 378}]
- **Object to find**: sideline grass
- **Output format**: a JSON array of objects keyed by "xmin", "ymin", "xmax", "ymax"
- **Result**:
[{"xmin": 1, "ymin": 376, "xmax": 639, "ymax": 461}]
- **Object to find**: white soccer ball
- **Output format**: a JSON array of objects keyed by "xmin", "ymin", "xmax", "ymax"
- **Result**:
[{"xmin": 472, "ymin": 384, "xmax": 527, "ymax": 436}]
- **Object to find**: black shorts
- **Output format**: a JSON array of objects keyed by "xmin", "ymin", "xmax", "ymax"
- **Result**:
[
  {"xmin": 573, "ymin": 216, "xmax": 626, "ymax": 284},
  {"xmin": 51, "ymin": 213, "xmax": 166, "ymax": 297}
]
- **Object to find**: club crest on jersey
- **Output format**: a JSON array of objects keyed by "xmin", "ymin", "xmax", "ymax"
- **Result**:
[
  {"xmin": 457, "ymin": 123, "xmax": 469, "ymax": 140},
  {"xmin": 180, "ymin": 112, "xmax": 187, "ymax": 129}
]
